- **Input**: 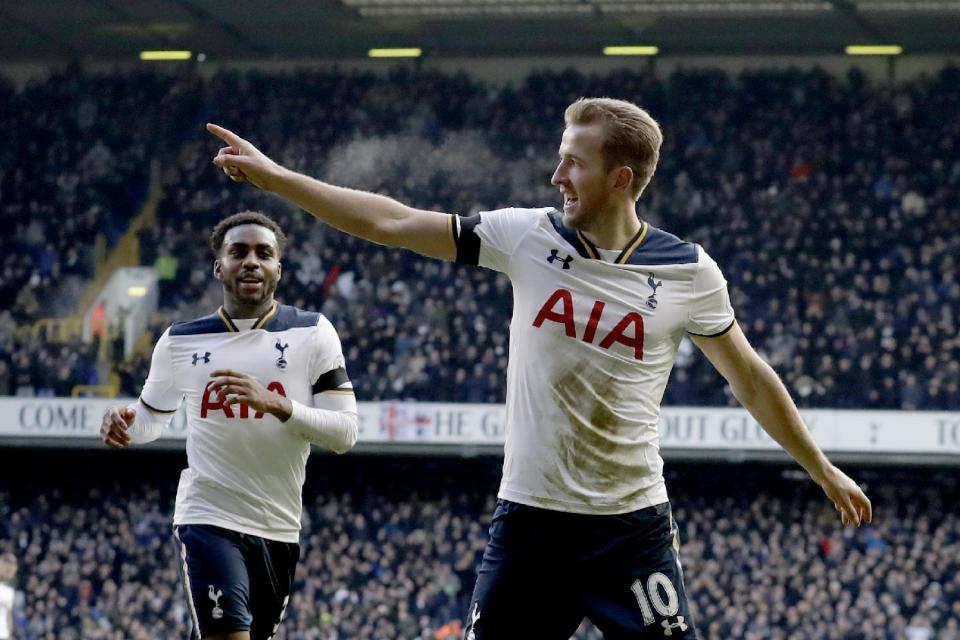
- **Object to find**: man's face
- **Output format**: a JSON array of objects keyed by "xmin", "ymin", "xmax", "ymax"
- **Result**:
[
  {"xmin": 213, "ymin": 224, "xmax": 282, "ymax": 309},
  {"xmin": 0, "ymin": 557, "xmax": 14, "ymax": 581},
  {"xmin": 550, "ymin": 123, "xmax": 618, "ymax": 229}
]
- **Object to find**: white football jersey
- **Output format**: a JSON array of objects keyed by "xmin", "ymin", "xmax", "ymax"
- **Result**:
[
  {"xmin": 455, "ymin": 208, "xmax": 734, "ymax": 515},
  {"xmin": 140, "ymin": 302, "xmax": 352, "ymax": 542}
]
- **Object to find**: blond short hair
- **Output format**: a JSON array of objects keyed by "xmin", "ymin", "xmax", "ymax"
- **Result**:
[{"xmin": 564, "ymin": 97, "xmax": 663, "ymax": 199}]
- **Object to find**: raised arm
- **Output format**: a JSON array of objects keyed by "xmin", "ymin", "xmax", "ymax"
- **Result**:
[
  {"xmin": 691, "ymin": 322, "xmax": 873, "ymax": 527},
  {"xmin": 207, "ymin": 124, "xmax": 456, "ymax": 261}
]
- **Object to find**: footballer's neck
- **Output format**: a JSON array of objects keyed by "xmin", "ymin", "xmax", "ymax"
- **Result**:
[
  {"xmin": 579, "ymin": 204, "xmax": 643, "ymax": 251},
  {"xmin": 223, "ymin": 296, "xmax": 275, "ymax": 320}
]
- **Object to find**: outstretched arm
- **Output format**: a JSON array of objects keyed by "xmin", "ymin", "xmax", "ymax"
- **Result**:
[
  {"xmin": 691, "ymin": 322, "xmax": 873, "ymax": 527},
  {"xmin": 207, "ymin": 124, "xmax": 456, "ymax": 261}
]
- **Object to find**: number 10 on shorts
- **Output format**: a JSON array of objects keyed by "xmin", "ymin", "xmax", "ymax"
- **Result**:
[{"xmin": 630, "ymin": 572, "xmax": 680, "ymax": 625}]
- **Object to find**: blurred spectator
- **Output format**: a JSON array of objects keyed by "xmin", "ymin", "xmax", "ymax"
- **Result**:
[
  {"xmin": 0, "ymin": 67, "xmax": 176, "ymax": 325},
  {"xmin": 0, "ymin": 552, "xmax": 18, "ymax": 640},
  {"xmin": 0, "ymin": 454, "xmax": 957, "ymax": 639},
  {"xmin": 2, "ymin": 65, "xmax": 959, "ymax": 411}
]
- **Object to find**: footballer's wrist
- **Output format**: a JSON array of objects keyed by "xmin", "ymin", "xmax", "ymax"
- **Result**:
[
  {"xmin": 269, "ymin": 395, "xmax": 293, "ymax": 422},
  {"xmin": 806, "ymin": 457, "xmax": 835, "ymax": 486}
]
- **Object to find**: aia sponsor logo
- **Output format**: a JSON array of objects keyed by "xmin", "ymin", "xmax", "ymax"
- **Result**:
[
  {"xmin": 200, "ymin": 380, "xmax": 287, "ymax": 418},
  {"xmin": 532, "ymin": 288, "xmax": 645, "ymax": 360}
]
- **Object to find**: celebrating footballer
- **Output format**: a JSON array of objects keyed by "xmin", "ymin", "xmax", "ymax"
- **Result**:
[{"xmin": 207, "ymin": 97, "xmax": 871, "ymax": 639}]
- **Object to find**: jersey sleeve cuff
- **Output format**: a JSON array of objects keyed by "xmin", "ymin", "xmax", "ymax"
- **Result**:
[
  {"xmin": 687, "ymin": 319, "xmax": 736, "ymax": 338},
  {"xmin": 139, "ymin": 397, "xmax": 179, "ymax": 414}
]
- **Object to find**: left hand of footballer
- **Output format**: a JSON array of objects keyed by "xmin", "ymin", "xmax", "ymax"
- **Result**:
[
  {"xmin": 209, "ymin": 370, "xmax": 291, "ymax": 420},
  {"xmin": 815, "ymin": 464, "xmax": 873, "ymax": 527}
]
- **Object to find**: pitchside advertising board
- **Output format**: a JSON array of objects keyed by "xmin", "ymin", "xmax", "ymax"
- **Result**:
[{"xmin": 2, "ymin": 398, "xmax": 959, "ymax": 462}]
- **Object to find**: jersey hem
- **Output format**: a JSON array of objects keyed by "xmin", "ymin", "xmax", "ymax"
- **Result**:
[
  {"xmin": 497, "ymin": 485, "xmax": 669, "ymax": 516},
  {"xmin": 173, "ymin": 515, "xmax": 300, "ymax": 544}
]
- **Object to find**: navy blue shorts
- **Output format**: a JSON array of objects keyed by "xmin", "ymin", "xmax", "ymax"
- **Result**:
[
  {"xmin": 174, "ymin": 524, "xmax": 299, "ymax": 640},
  {"xmin": 463, "ymin": 500, "xmax": 698, "ymax": 639}
]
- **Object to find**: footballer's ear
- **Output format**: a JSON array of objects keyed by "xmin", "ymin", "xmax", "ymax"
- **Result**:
[
  {"xmin": 213, "ymin": 258, "xmax": 223, "ymax": 281},
  {"xmin": 612, "ymin": 166, "xmax": 634, "ymax": 191}
]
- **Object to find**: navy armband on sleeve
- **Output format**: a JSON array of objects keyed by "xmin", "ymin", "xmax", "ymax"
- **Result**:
[
  {"xmin": 312, "ymin": 367, "xmax": 350, "ymax": 394},
  {"xmin": 453, "ymin": 214, "xmax": 482, "ymax": 266}
]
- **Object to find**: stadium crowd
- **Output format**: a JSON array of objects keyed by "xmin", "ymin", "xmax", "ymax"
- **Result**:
[
  {"xmin": 0, "ymin": 68, "xmax": 177, "ymax": 325},
  {"xmin": 1, "ymin": 65, "xmax": 959, "ymax": 411},
  {"xmin": 0, "ymin": 454, "xmax": 957, "ymax": 639}
]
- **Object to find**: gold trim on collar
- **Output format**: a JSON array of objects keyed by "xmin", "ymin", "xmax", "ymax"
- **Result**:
[
  {"xmin": 575, "ymin": 230, "xmax": 601, "ymax": 259},
  {"xmin": 218, "ymin": 301, "xmax": 277, "ymax": 332},
  {"xmin": 217, "ymin": 307, "xmax": 239, "ymax": 332},
  {"xmin": 252, "ymin": 300, "xmax": 279, "ymax": 330},
  {"xmin": 615, "ymin": 222, "xmax": 649, "ymax": 265}
]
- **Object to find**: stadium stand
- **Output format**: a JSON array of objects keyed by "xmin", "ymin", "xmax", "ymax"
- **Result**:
[
  {"xmin": 1, "ymin": 61, "xmax": 959, "ymax": 639},
  {"xmin": 0, "ymin": 451, "xmax": 957, "ymax": 639},
  {"xmin": 0, "ymin": 68, "xmax": 177, "ymax": 324},
  {"xmin": 8, "ymin": 64, "xmax": 952, "ymax": 409}
]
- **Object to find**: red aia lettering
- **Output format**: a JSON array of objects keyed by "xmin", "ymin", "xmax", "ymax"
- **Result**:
[
  {"xmin": 200, "ymin": 381, "xmax": 234, "ymax": 418},
  {"xmin": 598, "ymin": 312, "xmax": 644, "ymax": 360},
  {"xmin": 532, "ymin": 289, "xmax": 576, "ymax": 337},
  {"xmin": 532, "ymin": 289, "xmax": 644, "ymax": 360},
  {"xmin": 200, "ymin": 381, "xmax": 287, "ymax": 419}
]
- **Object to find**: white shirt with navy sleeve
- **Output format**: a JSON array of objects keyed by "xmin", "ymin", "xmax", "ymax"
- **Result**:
[
  {"xmin": 140, "ymin": 302, "xmax": 353, "ymax": 543},
  {"xmin": 454, "ymin": 208, "xmax": 735, "ymax": 515}
]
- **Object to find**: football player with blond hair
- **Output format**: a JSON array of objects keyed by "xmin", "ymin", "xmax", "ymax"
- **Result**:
[{"xmin": 207, "ymin": 97, "xmax": 871, "ymax": 639}]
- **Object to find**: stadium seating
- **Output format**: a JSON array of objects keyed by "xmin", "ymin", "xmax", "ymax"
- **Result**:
[
  {"xmin": 1, "ymin": 65, "xmax": 958, "ymax": 410},
  {"xmin": 0, "ymin": 453, "xmax": 957, "ymax": 639}
]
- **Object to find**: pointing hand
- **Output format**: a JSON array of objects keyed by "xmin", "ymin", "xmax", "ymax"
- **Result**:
[{"xmin": 208, "ymin": 123, "xmax": 283, "ymax": 192}]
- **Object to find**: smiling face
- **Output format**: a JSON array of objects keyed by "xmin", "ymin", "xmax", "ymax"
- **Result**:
[
  {"xmin": 550, "ymin": 122, "xmax": 623, "ymax": 230},
  {"xmin": 213, "ymin": 224, "xmax": 282, "ymax": 313}
]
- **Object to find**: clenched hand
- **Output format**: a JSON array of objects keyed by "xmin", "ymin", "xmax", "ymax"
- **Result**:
[{"xmin": 101, "ymin": 406, "xmax": 135, "ymax": 448}]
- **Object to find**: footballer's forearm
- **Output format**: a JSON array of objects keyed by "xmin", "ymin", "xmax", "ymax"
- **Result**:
[
  {"xmin": 126, "ymin": 400, "xmax": 176, "ymax": 444},
  {"xmin": 272, "ymin": 168, "xmax": 417, "ymax": 246},
  {"xmin": 731, "ymin": 358, "xmax": 832, "ymax": 483},
  {"xmin": 284, "ymin": 400, "xmax": 359, "ymax": 454},
  {"xmin": 270, "ymin": 168, "xmax": 456, "ymax": 260}
]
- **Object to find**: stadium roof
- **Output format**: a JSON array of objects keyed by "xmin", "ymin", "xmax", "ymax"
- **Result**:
[{"xmin": 0, "ymin": 0, "xmax": 958, "ymax": 61}]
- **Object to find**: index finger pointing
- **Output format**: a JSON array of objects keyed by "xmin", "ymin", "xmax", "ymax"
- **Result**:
[{"xmin": 207, "ymin": 123, "xmax": 245, "ymax": 147}]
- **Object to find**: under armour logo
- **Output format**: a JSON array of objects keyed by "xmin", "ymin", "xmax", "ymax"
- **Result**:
[
  {"xmin": 661, "ymin": 616, "xmax": 688, "ymax": 636},
  {"xmin": 192, "ymin": 352, "xmax": 211, "ymax": 366},
  {"xmin": 275, "ymin": 340, "xmax": 289, "ymax": 369},
  {"xmin": 208, "ymin": 585, "xmax": 224, "ymax": 620},
  {"xmin": 547, "ymin": 249, "xmax": 573, "ymax": 270},
  {"xmin": 464, "ymin": 602, "xmax": 481, "ymax": 640},
  {"xmin": 646, "ymin": 273, "xmax": 663, "ymax": 309}
]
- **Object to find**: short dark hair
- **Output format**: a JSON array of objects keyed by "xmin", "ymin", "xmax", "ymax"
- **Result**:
[{"xmin": 209, "ymin": 211, "xmax": 288, "ymax": 256}]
